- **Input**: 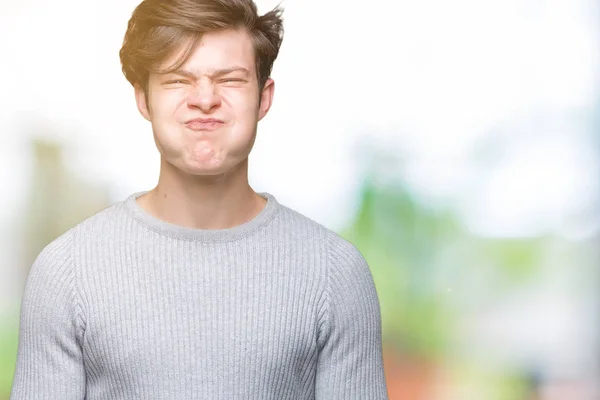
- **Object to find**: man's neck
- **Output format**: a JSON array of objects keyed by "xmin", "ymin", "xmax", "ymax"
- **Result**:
[{"xmin": 136, "ymin": 159, "xmax": 267, "ymax": 230}]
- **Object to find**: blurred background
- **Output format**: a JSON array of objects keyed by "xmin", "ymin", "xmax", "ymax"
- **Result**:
[{"xmin": 1, "ymin": 0, "xmax": 599, "ymax": 398}]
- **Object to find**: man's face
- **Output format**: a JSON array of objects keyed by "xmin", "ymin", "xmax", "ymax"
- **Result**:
[{"xmin": 135, "ymin": 29, "xmax": 274, "ymax": 177}]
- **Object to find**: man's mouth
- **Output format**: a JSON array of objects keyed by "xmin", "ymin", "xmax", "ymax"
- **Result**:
[{"xmin": 185, "ymin": 118, "xmax": 224, "ymax": 131}]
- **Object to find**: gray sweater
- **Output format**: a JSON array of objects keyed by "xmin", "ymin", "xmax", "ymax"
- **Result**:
[{"xmin": 10, "ymin": 191, "xmax": 389, "ymax": 399}]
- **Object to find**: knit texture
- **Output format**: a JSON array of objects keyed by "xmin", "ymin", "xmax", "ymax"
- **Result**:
[{"xmin": 10, "ymin": 191, "xmax": 388, "ymax": 399}]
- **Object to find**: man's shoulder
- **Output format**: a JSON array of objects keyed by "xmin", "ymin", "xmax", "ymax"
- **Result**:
[
  {"xmin": 275, "ymin": 201, "xmax": 360, "ymax": 253},
  {"xmin": 26, "ymin": 200, "xmax": 121, "ymax": 280},
  {"xmin": 274, "ymin": 199, "xmax": 368, "ymax": 270},
  {"xmin": 275, "ymin": 201, "xmax": 329, "ymax": 237},
  {"xmin": 43, "ymin": 197, "xmax": 128, "ymax": 251},
  {"xmin": 70, "ymin": 198, "xmax": 127, "ymax": 235}
]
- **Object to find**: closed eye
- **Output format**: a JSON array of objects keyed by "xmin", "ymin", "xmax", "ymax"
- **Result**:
[{"xmin": 165, "ymin": 80, "xmax": 189, "ymax": 85}]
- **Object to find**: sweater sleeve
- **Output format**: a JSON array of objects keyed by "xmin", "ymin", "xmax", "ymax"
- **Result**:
[
  {"xmin": 10, "ymin": 230, "xmax": 86, "ymax": 399},
  {"xmin": 315, "ymin": 233, "xmax": 389, "ymax": 399}
]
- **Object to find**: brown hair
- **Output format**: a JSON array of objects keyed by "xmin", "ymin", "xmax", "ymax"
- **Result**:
[{"xmin": 119, "ymin": 0, "xmax": 284, "ymax": 96}]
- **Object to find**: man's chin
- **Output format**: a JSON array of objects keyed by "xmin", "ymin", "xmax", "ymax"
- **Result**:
[
  {"xmin": 179, "ymin": 161, "xmax": 231, "ymax": 178},
  {"xmin": 184, "ymin": 166, "xmax": 226, "ymax": 177},
  {"xmin": 161, "ymin": 156, "xmax": 245, "ymax": 179}
]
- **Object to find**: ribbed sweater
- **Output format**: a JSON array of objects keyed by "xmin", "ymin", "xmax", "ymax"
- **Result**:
[{"xmin": 10, "ymin": 191, "xmax": 388, "ymax": 399}]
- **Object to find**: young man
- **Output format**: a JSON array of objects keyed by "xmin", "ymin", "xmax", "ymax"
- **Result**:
[{"xmin": 10, "ymin": 0, "xmax": 389, "ymax": 399}]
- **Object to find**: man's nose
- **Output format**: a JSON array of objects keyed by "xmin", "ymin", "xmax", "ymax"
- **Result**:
[{"xmin": 186, "ymin": 80, "xmax": 221, "ymax": 113}]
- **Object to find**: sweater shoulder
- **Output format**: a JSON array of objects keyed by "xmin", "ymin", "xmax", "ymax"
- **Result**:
[
  {"xmin": 275, "ymin": 202, "xmax": 334, "ymax": 239},
  {"xmin": 67, "ymin": 198, "xmax": 129, "ymax": 238},
  {"xmin": 32, "ymin": 198, "xmax": 123, "ymax": 259},
  {"xmin": 275, "ymin": 202, "xmax": 363, "ymax": 255}
]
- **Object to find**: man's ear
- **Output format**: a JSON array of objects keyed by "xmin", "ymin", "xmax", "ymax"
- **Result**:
[
  {"xmin": 258, "ymin": 78, "xmax": 275, "ymax": 121},
  {"xmin": 134, "ymin": 84, "xmax": 151, "ymax": 121}
]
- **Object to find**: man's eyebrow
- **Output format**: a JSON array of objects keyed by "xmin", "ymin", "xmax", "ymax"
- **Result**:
[
  {"xmin": 167, "ymin": 67, "xmax": 250, "ymax": 79},
  {"xmin": 209, "ymin": 67, "xmax": 251, "ymax": 78},
  {"xmin": 166, "ymin": 69, "xmax": 197, "ymax": 80}
]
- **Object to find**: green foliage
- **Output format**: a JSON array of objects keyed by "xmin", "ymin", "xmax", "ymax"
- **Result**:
[
  {"xmin": 442, "ymin": 359, "xmax": 535, "ymax": 400},
  {"xmin": 0, "ymin": 318, "xmax": 18, "ymax": 399},
  {"xmin": 340, "ymin": 176, "xmax": 544, "ymax": 361},
  {"xmin": 476, "ymin": 239, "xmax": 544, "ymax": 282},
  {"xmin": 341, "ymin": 179, "xmax": 461, "ymax": 359}
]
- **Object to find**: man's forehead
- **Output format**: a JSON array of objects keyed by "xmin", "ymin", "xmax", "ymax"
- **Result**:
[{"xmin": 159, "ymin": 32, "xmax": 256, "ymax": 75}]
